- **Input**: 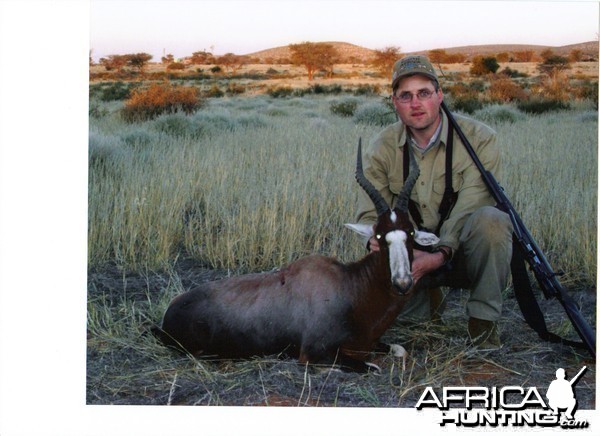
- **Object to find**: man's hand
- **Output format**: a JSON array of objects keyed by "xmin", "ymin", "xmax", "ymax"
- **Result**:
[
  {"xmin": 368, "ymin": 235, "xmax": 380, "ymax": 252},
  {"xmin": 411, "ymin": 249, "xmax": 446, "ymax": 284}
]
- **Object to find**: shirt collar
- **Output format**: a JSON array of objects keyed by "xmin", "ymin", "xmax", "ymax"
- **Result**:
[{"xmin": 400, "ymin": 110, "xmax": 449, "ymax": 154}]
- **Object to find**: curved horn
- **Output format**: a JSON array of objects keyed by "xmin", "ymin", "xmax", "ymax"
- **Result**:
[
  {"xmin": 355, "ymin": 138, "xmax": 389, "ymax": 217},
  {"xmin": 394, "ymin": 147, "xmax": 420, "ymax": 212}
]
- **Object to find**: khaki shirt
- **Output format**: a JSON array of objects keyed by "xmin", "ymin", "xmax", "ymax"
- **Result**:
[{"xmin": 355, "ymin": 111, "xmax": 500, "ymax": 251}]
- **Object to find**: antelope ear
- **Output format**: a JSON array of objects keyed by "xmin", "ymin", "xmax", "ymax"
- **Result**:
[
  {"xmin": 414, "ymin": 230, "xmax": 440, "ymax": 246},
  {"xmin": 344, "ymin": 223, "xmax": 374, "ymax": 239}
]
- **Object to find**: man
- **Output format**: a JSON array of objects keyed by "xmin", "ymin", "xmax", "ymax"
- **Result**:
[{"xmin": 355, "ymin": 55, "xmax": 513, "ymax": 349}]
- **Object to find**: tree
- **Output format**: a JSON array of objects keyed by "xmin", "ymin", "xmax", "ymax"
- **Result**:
[
  {"xmin": 568, "ymin": 49, "xmax": 583, "ymax": 62},
  {"xmin": 496, "ymin": 52, "xmax": 510, "ymax": 63},
  {"xmin": 289, "ymin": 42, "xmax": 340, "ymax": 80},
  {"xmin": 127, "ymin": 53, "xmax": 153, "ymax": 73},
  {"xmin": 371, "ymin": 46, "xmax": 402, "ymax": 77},
  {"xmin": 215, "ymin": 53, "xmax": 251, "ymax": 74},
  {"xmin": 99, "ymin": 54, "xmax": 129, "ymax": 72},
  {"xmin": 470, "ymin": 56, "xmax": 500, "ymax": 76},
  {"xmin": 161, "ymin": 54, "xmax": 175, "ymax": 64},
  {"xmin": 428, "ymin": 49, "xmax": 448, "ymax": 64},
  {"xmin": 513, "ymin": 50, "xmax": 535, "ymax": 62},
  {"xmin": 190, "ymin": 50, "xmax": 215, "ymax": 65},
  {"xmin": 537, "ymin": 49, "xmax": 570, "ymax": 75}
]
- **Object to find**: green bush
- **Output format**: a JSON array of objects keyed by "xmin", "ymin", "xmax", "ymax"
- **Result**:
[
  {"xmin": 450, "ymin": 97, "xmax": 484, "ymax": 114},
  {"xmin": 329, "ymin": 98, "xmax": 359, "ymax": 117},
  {"xmin": 192, "ymin": 111, "xmax": 238, "ymax": 134},
  {"xmin": 267, "ymin": 86, "xmax": 294, "ymax": 98},
  {"xmin": 310, "ymin": 84, "xmax": 342, "ymax": 95},
  {"xmin": 474, "ymin": 105, "xmax": 525, "ymax": 124},
  {"xmin": 205, "ymin": 84, "xmax": 224, "ymax": 98},
  {"xmin": 226, "ymin": 82, "xmax": 246, "ymax": 95},
  {"xmin": 353, "ymin": 101, "xmax": 397, "ymax": 126},
  {"xmin": 95, "ymin": 81, "xmax": 134, "ymax": 101},
  {"xmin": 153, "ymin": 113, "xmax": 200, "ymax": 138},
  {"xmin": 517, "ymin": 98, "xmax": 571, "ymax": 114},
  {"xmin": 120, "ymin": 129, "xmax": 155, "ymax": 147},
  {"xmin": 353, "ymin": 84, "xmax": 381, "ymax": 96}
]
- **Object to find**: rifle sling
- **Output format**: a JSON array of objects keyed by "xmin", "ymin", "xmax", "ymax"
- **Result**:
[
  {"xmin": 511, "ymin": 235, "xmax": 587, "ymax": 350},
  {"xmin": 403, "ymin": 121, "xmax": 457, "ymax": 234}
]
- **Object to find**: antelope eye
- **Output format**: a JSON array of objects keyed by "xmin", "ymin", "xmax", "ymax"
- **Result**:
[{"xmin": 376, "ymin": 234, "xmax": 382, "ymax": 240}]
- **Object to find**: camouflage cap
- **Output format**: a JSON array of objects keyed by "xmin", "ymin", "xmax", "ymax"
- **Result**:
[{"xmin": 391, "ymin": 55, "xmax": 438, "ymax": 90}]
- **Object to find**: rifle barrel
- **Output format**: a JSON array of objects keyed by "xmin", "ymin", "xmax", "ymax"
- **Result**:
[{"xmin": 440, "ymin": 101, "xmax": 596, "ymax": 357}]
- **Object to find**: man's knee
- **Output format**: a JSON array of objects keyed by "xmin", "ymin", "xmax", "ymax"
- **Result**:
[{"xmin": 462, "ymin": 206, "xmax": 513, "ymax": 246}]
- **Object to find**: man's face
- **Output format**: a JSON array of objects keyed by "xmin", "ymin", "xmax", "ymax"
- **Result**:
[{"xmin": 392, "ymin": 75, "xmax": 443, "ymax": 134}]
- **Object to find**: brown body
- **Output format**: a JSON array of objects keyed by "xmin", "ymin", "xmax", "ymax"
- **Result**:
[
  {"xmin": 154, "ymin": 142, "xmax": 439, "ymax": 372},
  {"xmin": 155, "ymin": 251, "xmax": 409, "ymax": 371}
]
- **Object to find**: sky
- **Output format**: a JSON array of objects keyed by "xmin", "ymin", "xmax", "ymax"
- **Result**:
[{"xmin": 91, "ymin": 0, "xmax": 599, "ymax": 62}]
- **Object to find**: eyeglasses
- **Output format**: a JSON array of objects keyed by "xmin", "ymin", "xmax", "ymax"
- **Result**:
[{"xmin": 393, "ymin": 89, "xmax": 437, "ymax": 104}]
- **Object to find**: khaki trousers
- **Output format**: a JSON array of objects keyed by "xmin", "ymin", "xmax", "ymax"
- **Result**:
[{"xmin": 399, "ymin": 206, "xmax": 514, "ymax": 322}]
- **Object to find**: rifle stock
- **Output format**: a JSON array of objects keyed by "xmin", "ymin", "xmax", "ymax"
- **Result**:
[{"xmin": 441, "ymin": 101, "xmax": 596, "ymax": 357}]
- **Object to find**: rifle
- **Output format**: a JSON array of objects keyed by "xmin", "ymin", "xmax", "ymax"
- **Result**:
[
  {"xmin": 569, "ymin": 366, "xmax": 587, "ymax": 386},
  {"xmin": 441, "ymin": 101, "xmax": 596, "ymax": 358}
]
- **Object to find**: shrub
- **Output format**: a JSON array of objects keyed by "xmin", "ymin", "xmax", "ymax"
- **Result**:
[
  {"xmin": 473, "ymin": 105, "xmax": 525, "ymax": 124},
  {"xmin": 120, "ymin": 128, "xmax": 155, "ymax": 147},
  {"xmin": 488, "ymin": 78, "xmax": 527, "ymax": 103},
  {"xmin": 192, "ymin": 111, "xmax": 238, "ymax": 135},
  {"xmin": 166, "ymin": 62, "xmax": 186, "ymax": 70},
  {"xmin": 153, "ymin": 113, "xmax": 200, "ymax": 137},
  {"xmin": 353, "ymin": 84, "xmax": 381, "ymax": 96},
  {"xmin": 267, "ymin": 86, "xmax": 294, "ymax": 98},
  {"xmin": 121, "ymin": 83, "xmax": 201, "ymax": 122},
  {"xmin": 470, "ymin": 56, "xmax": 500, "ymax": 76},
  {"xmin": 226, "ymin": 82, "xmax": 245, "ymax": 95},
  {"xmin": 353, "ymin": 100, "xmax": 397, "ymax": 126},
  {"xmin": 450, "ymin": 97, "xmax": 484, "ymax": 114},
  {"xmin": 330, "ymin": 98, "xmax": 359, "ymax": 117},
  {"xmin": 237, "ymin": 113, "xmax": 270, "ymax": 129},
  {"xmin": 89, "ymin": 103, "xmax": 108, "ymax": 118},
  {"xmin": 572, "ymin": 80, "xmax": 598, "ymax": 106},
  {"xmin": 95, "ymin": 81, "xmax": 134, "ymax": 101},
  {"xmin": 310, "ymin": 84, "xmax": 342, "ymax": 95},
  {"xmin": 500, "ymin": 67, "xmax": 528, "ymax": 79},
  {"xmin": 205, "ymin": 84, "xmax": 224, "ymax": 98},
  {"xmin": 263, "ymin": 107, "xmax": 289, "ymax": 117},
  {"xmin": 516, "ymin": 98, "xmax": 571, "ymax": 114}
]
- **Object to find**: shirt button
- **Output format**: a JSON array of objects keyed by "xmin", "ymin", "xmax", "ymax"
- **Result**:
[
  {"xmin": 422, "ymin": 204, "xmax": 427, "ymax": 209},
  {"xmin": 420, "ymin": 181, "xmax": 425, "ymax": 185}
]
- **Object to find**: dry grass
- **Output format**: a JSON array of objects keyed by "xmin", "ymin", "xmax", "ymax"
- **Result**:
[
  {"xmin": 87, "ymin": 92, "xmax": 597, "ymax": 407},
  {"xmin": 87, "ymin": 263, "xmax": 596, "ymax": 407}
]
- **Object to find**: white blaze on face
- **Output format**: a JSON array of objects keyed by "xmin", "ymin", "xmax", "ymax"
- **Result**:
[{"xmin": 385, "ymin": 230, "xmax": 413, "ymax": 292}]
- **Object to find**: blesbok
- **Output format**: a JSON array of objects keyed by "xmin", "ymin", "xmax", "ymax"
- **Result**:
[{"xmin": 153, "ymin": 141, "xmax": 439, "ymax": 372}]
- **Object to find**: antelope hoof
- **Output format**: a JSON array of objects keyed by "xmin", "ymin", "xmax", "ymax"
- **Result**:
[
  {"xmin": 390, "ymin": 344, "xmax": 407, "ymax": 371},
  {"xmin": 365, "ymin": 362, "xmax": 382, "ymax": 373}
]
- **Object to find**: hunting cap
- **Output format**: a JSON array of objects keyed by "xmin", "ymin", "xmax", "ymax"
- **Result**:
[{"xmin": 391, "ymin": 55, "xmax": 438, "ymax": 90}]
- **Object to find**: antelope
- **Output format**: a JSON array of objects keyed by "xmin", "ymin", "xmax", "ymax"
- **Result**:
[{"xmin": 153, "ymin": 141, "xmax": 439, "ymax": 372}]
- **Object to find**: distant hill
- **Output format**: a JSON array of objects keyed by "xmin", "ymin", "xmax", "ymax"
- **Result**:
[
  {"xmin": 247, "ymin": 42, "xmax": 377, "ymax": 63},
  {"xmin": 246, "ymin": 41, "xmax": 599, "ymax": 62}
]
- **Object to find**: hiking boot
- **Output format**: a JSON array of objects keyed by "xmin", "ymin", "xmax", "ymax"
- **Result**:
[{"xmin": 468, "ymin": 317, "xmax": 501, "ymax": 350}]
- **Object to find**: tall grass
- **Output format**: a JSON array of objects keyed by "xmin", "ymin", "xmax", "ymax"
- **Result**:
[{"xmin": 88, "ymin": 96, "xmax": 597, "ymax": 285}]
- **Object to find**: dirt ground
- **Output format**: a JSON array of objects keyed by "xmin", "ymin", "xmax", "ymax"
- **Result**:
[{"xmin": 86, "ymin": 259, "xmax": 596, "ymax": 408}]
